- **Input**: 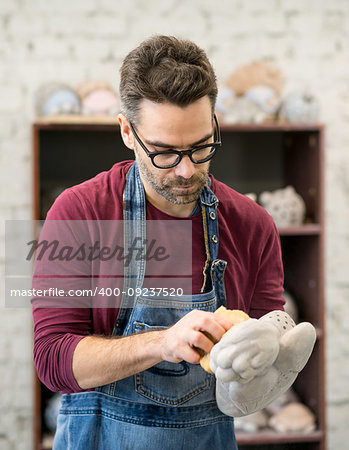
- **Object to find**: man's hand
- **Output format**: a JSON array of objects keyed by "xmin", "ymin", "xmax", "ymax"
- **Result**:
[
  {"xmin": 72, "ymin": 309, "xmax": 233, "ymax": 390},
  {"xmin": 209, "ymin": 311, "xmax": 316, "ymax": 417},
  {"xmin": 159, "ymin": 309, "xmax": 234, "ymax": 365}
]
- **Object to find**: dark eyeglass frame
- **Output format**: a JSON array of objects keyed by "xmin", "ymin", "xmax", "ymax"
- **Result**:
[{"xmin": 129, "ymin": 114, "xmax": 221, "ymax": 169}]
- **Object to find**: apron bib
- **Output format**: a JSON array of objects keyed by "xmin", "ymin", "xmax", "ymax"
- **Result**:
[{"xmin": 53, "ymin": 162, "xmax": 237, "ymax": 450}]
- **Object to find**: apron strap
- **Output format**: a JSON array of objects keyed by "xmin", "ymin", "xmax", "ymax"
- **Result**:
[{"xmin": 113, "ymin": 163, "xmax": 224, "ymax": 335}]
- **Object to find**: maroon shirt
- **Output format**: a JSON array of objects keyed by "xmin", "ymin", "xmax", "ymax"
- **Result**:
[{"xmin": 32, "ymin": 160, "xmax": 284, "ymax": 393}]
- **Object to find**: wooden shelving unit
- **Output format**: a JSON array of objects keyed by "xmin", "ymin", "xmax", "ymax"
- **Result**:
[{"xmin": 32, "ymin": 117, "xmax": 326, "ymax": 450}]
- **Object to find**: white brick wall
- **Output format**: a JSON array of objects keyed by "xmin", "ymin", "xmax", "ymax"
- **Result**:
[{"xmin": 1, "ymin": 0, "xmax": 348, "ymax": 448}]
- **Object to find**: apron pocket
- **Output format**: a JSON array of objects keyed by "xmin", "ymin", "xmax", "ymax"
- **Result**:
[{"xmin": 133, "ymin": 321, "xmax": 215, "ymax": 406}]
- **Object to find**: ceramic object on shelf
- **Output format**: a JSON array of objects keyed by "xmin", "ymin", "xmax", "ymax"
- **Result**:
[
  {"xmin": 35, "ymin": 83, "xmax": 81, "ymax": 116},
  {"xmin": 260, "ymin": 186, "xmax": 306, "ymax": 228}
]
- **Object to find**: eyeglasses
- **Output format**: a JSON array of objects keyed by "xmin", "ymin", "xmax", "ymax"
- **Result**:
[{"xmin": 129, "ymin": 114, "xmax": 221, "ymax": 169}]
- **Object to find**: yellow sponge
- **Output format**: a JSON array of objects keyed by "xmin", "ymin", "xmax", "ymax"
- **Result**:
[{"xmin": 199, "ymin": 306, "xmax": 250, "ymax": 373}]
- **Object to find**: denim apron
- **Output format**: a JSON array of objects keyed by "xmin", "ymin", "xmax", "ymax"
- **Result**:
[{"xmin": 53, "ymin": 162, "xmax": 237, "ymax": 450}]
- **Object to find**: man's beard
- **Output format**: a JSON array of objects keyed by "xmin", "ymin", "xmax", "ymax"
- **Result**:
[{"xmin": 136, "ymin": 156, "xmax": 209, "ymax": 205}]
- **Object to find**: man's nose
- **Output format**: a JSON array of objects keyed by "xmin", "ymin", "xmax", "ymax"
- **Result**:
[{"xmin": 173, "ymin": 155, "xmax": 196, "ymax": 179}]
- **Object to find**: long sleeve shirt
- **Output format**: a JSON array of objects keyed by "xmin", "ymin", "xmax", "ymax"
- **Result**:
[{"xmin": 32, "ymin": 160, "xmax": 284, "ymax": 393}]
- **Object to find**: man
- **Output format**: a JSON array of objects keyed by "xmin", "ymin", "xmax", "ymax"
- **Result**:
[{"xmin": 32, "ymin": 35, "xmax": 316, "ymax": 449}]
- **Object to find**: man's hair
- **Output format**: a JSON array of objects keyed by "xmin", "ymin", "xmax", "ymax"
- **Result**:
[{"xmin": 119, "ymin": 35, "xmax": 217, "ymax": 124}]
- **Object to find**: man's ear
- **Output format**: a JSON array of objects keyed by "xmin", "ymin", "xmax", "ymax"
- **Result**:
[{"xmin": 118, "ymin": 113, "xmax": 134, "ymax": 150}]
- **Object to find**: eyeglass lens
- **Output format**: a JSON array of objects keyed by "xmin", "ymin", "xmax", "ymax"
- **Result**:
[{"xmin": 152, "ymin": 146, "xmax": 215, "ymax": 168}]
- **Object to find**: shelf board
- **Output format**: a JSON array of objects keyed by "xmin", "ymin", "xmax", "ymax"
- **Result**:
[
  {"xmin": 220, "ymin": 122, "xmax": 324, "ymax": 132},
  {"xmin": 236, "ymin": 429, "xmax": 323, "ymax": 445},
  {"xmin": 34, "ymin": 116, "xmax": 324, "ymax": 133},
  {"xmin": 278, "ymin": 224, "xmax": 322, "ymax": 236},
  {"xmin": 34, "ymin": 115, "xmax": 118, "ymax": 132},
  {"xmin": 35, "ymin": 114, "xmax": 117, "ymax": 125}
]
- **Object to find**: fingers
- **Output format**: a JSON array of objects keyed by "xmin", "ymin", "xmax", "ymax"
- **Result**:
[
  {"xmin": 160, "ymin": 310, "xmax": 235, "ymax": 365},
  {"xmin": 178, "ymin": 344, "xmax": 202, "ymax": 365},
  {"xmin": 213, "ymin": 314, "xmax": 235, "ymax": 333},
  {"xmin": 191, "ymin": 311, "xmax": 234, "ymax": 343},
  {"xmin": 160, "ymin": 330, "xmax": 202, "ymax": 364},
  {"xmin": 191, "ymin": 330, "xmax": 217, "ymax": 354}
]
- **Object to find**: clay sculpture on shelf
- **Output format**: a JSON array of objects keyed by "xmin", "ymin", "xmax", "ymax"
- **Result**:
[
  {"xmin": 269, "ymin": 402, "xmax": 316, "ymax": 433},
  {"xmin": 217, "ymin": 60, "xmax": 285, "ymax": 124},
  {"xmin": 279, "ymin": 90, "xmax": 320, "ymax": 123},
  {"xmin": 35, "ymin": 83, "xmax": 81, "ymax": 116},
  {"xmin": 76, "ymin": 80, "xmax": 119, "ymax": 116},
  {"xmin": 259, "ymin": 186, "xmax": 306, "ymax": 228}
]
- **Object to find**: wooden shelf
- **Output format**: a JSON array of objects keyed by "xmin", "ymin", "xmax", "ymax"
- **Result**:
[
  {"xmin": 220, "ymin": 122, "xmax": 325, "ymax": 132},
  {"xmin": 33, "ymin": 116, "xmax": 324, "ymax": 132},
  {"xmin": 278, "ymin": 224, "xmax": 322, "ymax": 236},
  {"xmin": 32, "ymin": 122, "xmax": 326, "ymax": 450},
  {"xmin": 35, "ymin": 114, "xmax": 118, "ymax": 125}
]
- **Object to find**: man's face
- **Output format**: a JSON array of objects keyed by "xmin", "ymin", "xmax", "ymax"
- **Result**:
[{"xmin": 131, "ymin": 97, "xmax": 214, "ymax": 207}]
